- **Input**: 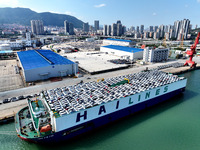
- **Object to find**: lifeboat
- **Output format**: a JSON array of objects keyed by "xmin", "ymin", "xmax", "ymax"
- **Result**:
[{"xmin": 40, "ymin": 125, "xmax": 52, "ymax": 133}]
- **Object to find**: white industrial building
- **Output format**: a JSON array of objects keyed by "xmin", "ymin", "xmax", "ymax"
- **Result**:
[
  {"xmin": 103, "ymin": 38, "xmax": 134, "ymax": 47},
  {"xmin": 0, "ymin": 40, "xmax": 31, "ymax": 49},
  {"xmin": 0, "ymin": 32, "xmax": 32, "ymax": 50},
  {"xmin": 85, "ymin": 38, "xmax": 95, "ymax": 42},
  {"xmin": 100, "ymin": 45, "xmax": 144, "ymax": 60},
  {"xmin": 0, "ymin": 44, "xmax": 11, "ymax": 51},
  {"xmin": 17, "ymin": 50, "xmax": 78, "ymax": 82},
  {"xmin": 143, "ymin": 47, "xmax": 169, "ymax": 62}
]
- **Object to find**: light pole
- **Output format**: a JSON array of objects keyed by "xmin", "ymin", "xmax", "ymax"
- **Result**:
[{"xmin": 132, "ymin": 50, "xmax": 134, "ymax": 66}]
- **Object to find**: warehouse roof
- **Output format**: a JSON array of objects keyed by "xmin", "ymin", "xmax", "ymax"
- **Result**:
[
  {"xmin": 102, "ymin": 45, "xmax": 144, "ymax": 53},
  {"xmin": 17, "ymin": 50, "xmax": 75, "ymax": 70},
  {"xmin": 105, "ymin": 38, "xmax": 132, "ymax": 42}
]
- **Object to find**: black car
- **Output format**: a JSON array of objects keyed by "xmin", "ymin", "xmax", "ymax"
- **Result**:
[
  {"xmin": 18, "ymin": 95, "xmax": 25, "ymax": 100},
  {"xmin": 10, "ymin": 97, "xmax": 18, "ymax": 102},
  {"xmin": 3, "ymin": 98, "xmax": 10, "ymax": 104},
  {"xmin": 25, "ymin": 95, "xmax": 33, "ymax": 99},
  {"xmin": 34, "ymin": 93, "xmax": 40, "ymax": 97}
]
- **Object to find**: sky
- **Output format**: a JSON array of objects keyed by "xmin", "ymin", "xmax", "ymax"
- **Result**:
[{"xmin": 0, "ymin": 0, "xmax": 200, "ymax": 28}]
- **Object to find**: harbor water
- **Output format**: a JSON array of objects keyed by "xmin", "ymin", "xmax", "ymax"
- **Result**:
[{"xmin": 0, "ymin": 70, "xmax": 200, "ymax": 150}]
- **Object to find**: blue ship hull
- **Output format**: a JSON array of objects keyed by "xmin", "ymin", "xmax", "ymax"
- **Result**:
[{"xmin": 27, "ymin": 87, "xmax": 185, "ymax": 144}]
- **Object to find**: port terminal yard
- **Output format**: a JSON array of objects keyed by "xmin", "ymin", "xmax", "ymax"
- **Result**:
[{"xmin": 0, "ymin": 58, "xmax": 200, "ymax": 123}]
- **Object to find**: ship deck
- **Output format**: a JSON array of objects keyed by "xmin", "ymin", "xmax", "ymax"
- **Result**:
[
  {"xmin": 16, "ymin": 107, "xmax": 38, "ymax": 138},
  {"xmin": 16, "ymin": 101, "xmax": 52, "ymax": 139},
  {"xmin": 42, "ymin": 70, "xmax": 185, "ymax": 117}
]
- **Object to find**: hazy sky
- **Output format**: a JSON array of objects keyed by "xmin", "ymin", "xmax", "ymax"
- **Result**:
[{"xmin": 0, "ymin": 0, "xmax": 200, "ymax": 28}]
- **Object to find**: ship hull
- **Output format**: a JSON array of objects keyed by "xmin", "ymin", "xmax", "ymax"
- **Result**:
[{"xmin": 27, "ymin": 87, "xmax": 185, "ymax": 144}]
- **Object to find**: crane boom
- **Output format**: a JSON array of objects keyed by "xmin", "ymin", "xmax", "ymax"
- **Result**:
[{"xmin": 184, "ymin": 32, "xmax": 200, "ymax": 68}]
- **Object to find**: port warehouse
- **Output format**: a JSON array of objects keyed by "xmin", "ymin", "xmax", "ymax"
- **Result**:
[
  {"xmin": 100, "ymin": 45, "xmax": 144, "ymax": 60},
  {"xmin": 17, "ymin": 50, "xmax": 78, "ymax": 82},
  {"xmin": 103, "ymin": 38, "xmax": 135, "ymax": 46}
]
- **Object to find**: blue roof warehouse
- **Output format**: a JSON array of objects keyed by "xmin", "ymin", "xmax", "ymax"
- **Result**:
[
  {"xmin": 100, "ymin": 45, "xmax": 144, "ymax": 60},
  {"xmin": 17, "ymin": 50, "xmax": 78, "ymax": 82}
]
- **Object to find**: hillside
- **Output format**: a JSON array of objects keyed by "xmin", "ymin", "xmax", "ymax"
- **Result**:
[{"xmin": 0, "ymin": 7, "xmax": 83, "ymax": 28}]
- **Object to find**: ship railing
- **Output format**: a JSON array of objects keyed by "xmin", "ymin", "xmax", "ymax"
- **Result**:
[
  {"xmin": 15, "ymin": 111, "xmax": 21, "ymax": 134},
  {"xmin": 27, "ymin": 101, "xmax": 39, "ymax": 135}
]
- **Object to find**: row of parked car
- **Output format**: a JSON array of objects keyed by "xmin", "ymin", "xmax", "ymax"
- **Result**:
[{"xmin": 0, "ymin": 94, "xmax": 40, "ymax": 105}]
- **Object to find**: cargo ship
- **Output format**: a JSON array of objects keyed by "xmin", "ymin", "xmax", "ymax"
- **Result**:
[{"xmin": 15, "ymin": 70, "xmax": 187, "ymax": 143}]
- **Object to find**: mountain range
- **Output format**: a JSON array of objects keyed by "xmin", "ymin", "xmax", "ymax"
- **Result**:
[{"xmin": 0, "ymin": 7, "xmax": 84, "ymax": 28}]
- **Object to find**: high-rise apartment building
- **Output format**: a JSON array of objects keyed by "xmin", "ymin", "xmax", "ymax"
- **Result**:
[
  {"xmin": 174, "ymin": 20, "xmax": 180, "ymax": 39},
  {"xmin": 149, "ymin": 32, "xmax": 154, "ymax": 38},
  {"xmin": 183, "ymin": 19, "xmax": 190, "ymax": 39},
  {"xmin": 189, "ymin": 24, "xmax": 192, "ymax": 33},
  {"xmin": 116, "ymin": 20, "xmax": 123, "ymax": 36},
  {"xmin": 83, "ymin": 22, "xmax": 89, "ymax": 32},
  {"xmin": 154, "ymin": 28, "xmax": 160, "ymax": 40},
  {"xmin": 130, "ymin": 26, "xmax": 135, "ymax": 32},
  {"xmin": 174, "ymin": 19, "xmax": 190, "ymax": 40},
  {"xmin": 169, "ymin": 28, "xmax": 175, "ymax": 39},
  {"xmin": 64, "ymin": 20, "xmax": 74, "ymax": 35},
  {"xmin": 64, "ymin": 20, "xmax": 69, "ymax": 35},
  {"xmin": 116, "ymin": 20, "xmax": 121, "ymax": 24},
  {"xmin": 112, "ymin": 23, "xmax": 117, "ymax": 36},
  {"xmin": 69, "ymin": 23, "xmax": 74, "ymax": 35},
  {"xmin": 107, "ymin": 25, "xmax": 111, "ymax": 36},
  {"xmin": 122, "ymin": 26, "xmax": 126, "ymax": 35},
  {"xmin": 159, "ymin": 25, "xmax": 165, "ymax": 38},
  {"xmin": 143, "ymin": 32, "xmax": 149, "ymax": 39},
  {"xmin": 89, "ymin": 25, "xmax": 94, "ymax": 31},
  {"xmin": 136, "ymin": 26, "xmax": 139, "ymax": 33},
  {"xmin": 104, "ymin": 25, "xmax": 108, "ymax": 36},
  {"xmin": 149, "ymin": 26, "xmax": 153, "ymax": 32},
  {"xmin": 94, "ymin": 20, "xmax": 99, "ymax": 31},
  {"xmin": 164, "ymin": 25, "xmax": 169, "ymax": 33},
  {"xmin": 140, "ymin": 25, "xmax": 144, "ymax": 34},
  {"xmin": 117, "ymin": 23, "xmax": 122, "ymax": 36},
  {"xmin": 31, "ymin": 20, "xmax": 44, "ymax": 35},
  {"xmin": 105, "ymin": 21, "xmax": 125, "ymax": 36},
  {"xmin": 154, "ymin": 26, "xmax": 158, "ymax": 32}
]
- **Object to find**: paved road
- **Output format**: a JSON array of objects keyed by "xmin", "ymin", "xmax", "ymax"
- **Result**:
[
  {"xmin": 0, "ymin": 59, "xmax": 182, "ymax": 99},
  {"xmin": 0, "ymin": 58, "xmax": 199, "ymax": 119}
]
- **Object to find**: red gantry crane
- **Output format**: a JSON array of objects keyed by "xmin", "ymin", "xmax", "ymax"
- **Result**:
[{"xmin": 184, "ymin": 32, "xmax": 200, "ymax": 68}]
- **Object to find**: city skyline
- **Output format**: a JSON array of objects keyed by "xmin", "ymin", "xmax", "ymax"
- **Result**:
[{"xmin": 0, "ymin": 0, "xmax": 200, "ymax": 28}]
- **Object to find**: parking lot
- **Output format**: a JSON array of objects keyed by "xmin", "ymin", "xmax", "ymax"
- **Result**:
[
  {"xmin": 66, "ymin": 40, "xmax": 102, "ymax": 51},
  {"xmin": 42, "ymin": 40, "xmax": 102, "ymax": 52},
  {"xmin": 65, "ymin": 51, "xmax": 129, "ymax": 74},
  {"xmin": 0, "ymin": 60, "xmax": 24, "ymax": 92}
]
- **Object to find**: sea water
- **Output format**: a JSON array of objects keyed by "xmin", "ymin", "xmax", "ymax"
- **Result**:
[{"xmin": 0, "ymin": 70, "xmax": 200, "ymax": 150}]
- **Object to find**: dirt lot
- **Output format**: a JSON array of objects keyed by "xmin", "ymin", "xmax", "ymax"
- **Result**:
[{"xmin": 0, "ymin": 60, "xmax": 24, "ymax": 92}]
